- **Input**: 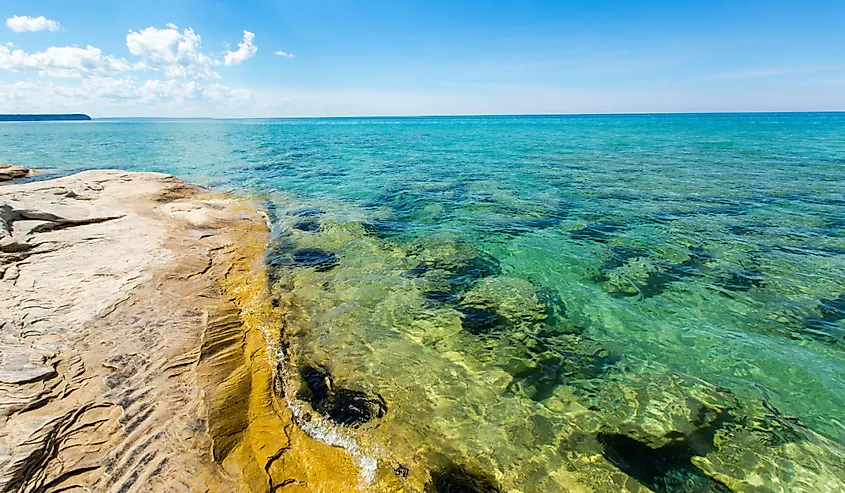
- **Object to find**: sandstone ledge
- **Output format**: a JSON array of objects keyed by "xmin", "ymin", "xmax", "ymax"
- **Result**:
[
  {"xmin": 0, "ymin": 171, "xmax": 362, "ymax": 492},
  {"xmin": 0, "ymin": 165, "xmax": 30, "ymax": 183}
]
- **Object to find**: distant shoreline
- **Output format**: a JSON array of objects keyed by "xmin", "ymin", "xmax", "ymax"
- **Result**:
[{"xmin": 0, "ymin": 114, "xmax": 91, "ymax": 122}]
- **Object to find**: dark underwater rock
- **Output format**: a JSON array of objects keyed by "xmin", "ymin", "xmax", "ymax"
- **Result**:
[
  {"xmin": 819, "ymin": 294, "xmax": 845, "ymax": 322},
  {"xmin": 265, "ymin": 238, "xmax": 296, "ymax": 283},
  {"xmin": 300, "ymin": 365, "xmax": 332, "ymax": 403},
  {"xmin": 718, "ymin": 269, "xmax": 765, "ymax": 292},
  {"xmin": 597, "ymin": 428, "xmax": 733, "ymax": 493},
  {"xmin": 536, "ymin": 286, "xmax": 570, "ymax": 329},
  {"xmin": 479, "ymin": 215, "xmax": 566, "ymax": 238},
  {"xmin": 507, "ymin": 334, "xmax": 618, "ymax": 401},
  {"xmin": 325, "ymin": 388, "xmax": 384, "ymax": 427},
  {"xmin": 298, "ymin": 366, "xmax": 386, "ymax": 427},
  {"xmin": 802, "ymin": 294, "xmax": 845, "ymax": 344},
  {"xmin": 602, "ymin": 245, "xmax": 650, "ymax": 272},
  {"xmin": 457, "ymin": 306, "xmax": 511, "ymax": 335},
  {"xmin": 394, "ymin": 464, "xmax": 410, "ymax": 479},
  {"xmin": 290, "ymin": 248, "xmax": 339, "ymax": 272},
  {"xmin": 409, "ymin": 254, "xmax": 501, "ymax": 281},
  {"xmin": 508, "ymin": 356, "xmax": 568, "ymax": 401},
  {"xmin": 267, "ymin": 245, "xmax": 339, "ymax": 273},
  {"xmin": 263, "ymin": 199, "xmax": 281, "ymax": 227},
  {"xmin": 649, "ymin": 206, "xmax": 747, "ymax": 226},
  {"xmin": 292, "ymin": 207, "xmax": 325, "ymax": 217},
  {"xmin": 426, "ymin": 463, "xmax": 501, "ymax": 493},
  {"xmin": 771, "ymin": 244, "xmax": 845, "ymax": 257},
  {"xmin": 293, "ymin": 219, "xmax": 322, "ymax": 232},
  {"xmin": 362, "ymin": 219, "xmax": 408, "ymax": 238},
  {"xmin": 615, "ymin": 247, "xmax": 713, "ymax": 298},
  {"xmin": 570, "ymin": 222, "xmax": 626, "ymax": 243},
  {"xmin": 413, "ymin": 254, "xmax": 502, "ymax": 307},
  {"xmin": 377, "ymin": 188, "xmax": 424, "ymax": 220},
  {"xmin": 423, "ymin": 289, "xmax": 461, "ymax": 305},
  {"xmin": 726, "ymin": 225, "xmax": 760, "ymax": 236}
]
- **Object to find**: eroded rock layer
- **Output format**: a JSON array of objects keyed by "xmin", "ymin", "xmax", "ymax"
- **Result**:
[{"xmin": 0, "ymin": 171, "xmax": 363, "ymax": 493}]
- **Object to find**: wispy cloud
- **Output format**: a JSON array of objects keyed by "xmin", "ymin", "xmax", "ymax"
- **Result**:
[
  {"xmin": 274, "ymin": 50, "xmax": 295, "ymax": 58},
  {"xmin": 6, "ymin": 15, "xmax": 62, "ymax": 32}
]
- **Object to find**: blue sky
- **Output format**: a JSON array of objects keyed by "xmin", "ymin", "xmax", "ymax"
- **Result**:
[{"xmin": 1, "ymin": 0, "xmax": 844, "ymax": 117}]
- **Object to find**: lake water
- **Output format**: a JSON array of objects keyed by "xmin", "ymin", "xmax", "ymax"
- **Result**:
[{"xmin": 3, "ymin": 114, "xmax": 844, "ymax": 492}]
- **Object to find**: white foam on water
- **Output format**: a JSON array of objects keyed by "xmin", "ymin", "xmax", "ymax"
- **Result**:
[{"xmin": 286, "ymin": 398, "xmax": 379, "ymax": 489}]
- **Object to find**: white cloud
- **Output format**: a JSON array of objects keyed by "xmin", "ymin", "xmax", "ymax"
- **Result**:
[
  {"xmin": 274, "ymin": 50, "xmax": 295, "ymax": 58},
  {"xmin": 126, "ymin": 24, "xmax": 219, "ymax": 79},
  {"xmin": 0, "ymin": 44, "xmax": 131, "ymax": 78},
  {"xmin": 79, "ymin": 76, "xmax": 251, "ymax": 105},
  {"xmin": 224, "ymin": 30, "xmax": 257, "ymax": 66},
  {"xmin": 0, "ymin": 22, "xmax": 262, "ymax": 115},
  {"xmin": 0, "ymin": 78, "xmax": 254, "ymax": 116},
  {"xmin": 6, "ymin": 15, "xmax": 62, "ymax": 33}
]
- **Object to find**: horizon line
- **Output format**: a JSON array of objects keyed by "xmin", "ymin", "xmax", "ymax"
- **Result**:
[{"xmin": 91, "ymin": 110, "xmax": 845, "ymax": 120}]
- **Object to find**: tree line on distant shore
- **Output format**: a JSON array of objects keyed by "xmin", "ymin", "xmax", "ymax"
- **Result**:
[{"xmin": 0, "ymin": 114, "xmax": 91, "ymax": 122}]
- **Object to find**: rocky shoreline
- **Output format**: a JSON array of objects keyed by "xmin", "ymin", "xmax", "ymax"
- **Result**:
[
  {"xmin": 0, "ymin": 171, "xmax": 362, "ymax": 492},
  {"xmin": 0, "ymin": 165, "xmax": 30, "ymax": 182}
]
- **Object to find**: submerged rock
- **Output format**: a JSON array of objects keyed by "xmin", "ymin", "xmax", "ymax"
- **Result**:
[
  {"xmin": 425, "ymin": 462, "xmax": 501, "ymax": 493},
  {"xmin": 600, "ymin": 245, "xmax": 650, "ymax": 272},
  {"xmin": 506, "ymin": 333, "xmax": 618, "ymax": 400},
  {"xmin": 536, "ymin": 286, "xmax": 571, "ymax": 329},
  {"xmin": 479, "ymin": 213, "xmax": 567, "ymax": 238},
  {"xmin": 717, "ymin": 269, "xmax": 765, "ymax": 292},
  {"xmin": 802, "ymin": 294, "xmax": 845, "ymax": 344},
  {"xmin": 507, "ymin": 356, "xmax": 568, "ymax": 401},
  {"xmin": 569, "ymin": 222, "xmax": 626, "ymax": 243},
  {"xmin": 598, "ymin": 430, "xmax": 733, "ymax": 493},
  {"xmin": 581, "ymin": 372, "xmax": 738, "ymax": 449},
  {"xmin": 292, "ymin": 207, "xmax": 325, "ymax": 217},
  {"xmin": 293, "ymin": 218, "xmax": 322, "ymax": 232},
  {"xmin": 456, "ymin": 305, "xmax": 511, "ymax": 335},
  {"xmin": 291, "ymin": 248, "xmax": 340, "ymax": 272},
  {"xmin": 267, "ymin": 247, "xmax": 339, "ymax": 272},
  {"xmin": 461, "ymin": 277, "xmax": 560, "ymax": 327},
  {"xmin": 818, "ymin": 293, "xmax": 845, "ymax": 322},
  {"xmin": 361, "ymin": 219, "xmax": 408, "ymax": 238},
  {"xmin": 408, "ymin": 239, "xmax": 502, "ymax": 306},
  {"xmin": 603, "ymin": 247, "xmax": 713, "ymax": 298},
  {"xmin": 297, "ymin": 365, "xmax": 386, "ymax": 427}
]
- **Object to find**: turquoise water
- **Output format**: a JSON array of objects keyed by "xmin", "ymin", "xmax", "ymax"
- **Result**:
[{"xmin": 3, "ymin": 114, "xmax": 845, "ymax": 492}]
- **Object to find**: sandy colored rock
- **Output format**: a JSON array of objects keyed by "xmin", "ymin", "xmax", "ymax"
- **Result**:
[
  {"xmin": 0, "ymin": 165, "xmax": 29, "ymax": 182},
  {"xmin": 0, "ymin": 170, "xmax": 367, "ymax": 492}
]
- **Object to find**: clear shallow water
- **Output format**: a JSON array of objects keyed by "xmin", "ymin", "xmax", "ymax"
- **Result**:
[{"xmin": 3, "ymin": 114, "xmax": 845, "ymax": 492}]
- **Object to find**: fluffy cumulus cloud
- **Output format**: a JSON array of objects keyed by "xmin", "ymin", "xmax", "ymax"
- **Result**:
[
  {"xmin": 224, "ymin": 30, "xmax": 257, "ymax": 66},
  {"xmin": 0, "ymin": 44, "xmax": 130, "ymax": 77},
  {"xmin": 126, "ymin": 24, "xmax": 219, "ymax": 79},
  {"xmin": 0, "ymin": 21, "xmax": 261, "ymax": 115},
  {"xmin": 6, "ymin": 15, "xmax": 62, "ymax": 33}
]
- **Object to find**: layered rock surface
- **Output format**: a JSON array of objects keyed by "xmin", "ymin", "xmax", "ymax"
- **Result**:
[
  {"xmin": 0, "ymin": 166, "xmax": 29, "ymax": 183},
  {"xmin": 0, "ymin": 171, "xmax": 362, "ymax": 493}
]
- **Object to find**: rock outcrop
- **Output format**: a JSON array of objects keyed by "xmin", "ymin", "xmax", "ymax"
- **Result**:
[
  {"xmin": 0, "ymin": 171, "xmax": 363, "ymax": 492},
  {"xmin": 0, "ymin": 165, "xmax": 29, "ymax": 182}
]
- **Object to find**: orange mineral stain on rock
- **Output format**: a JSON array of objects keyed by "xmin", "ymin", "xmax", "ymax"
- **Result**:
[{"xmin": 196, "ymin": 199, "xmax": 387, "ymax": 493}]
